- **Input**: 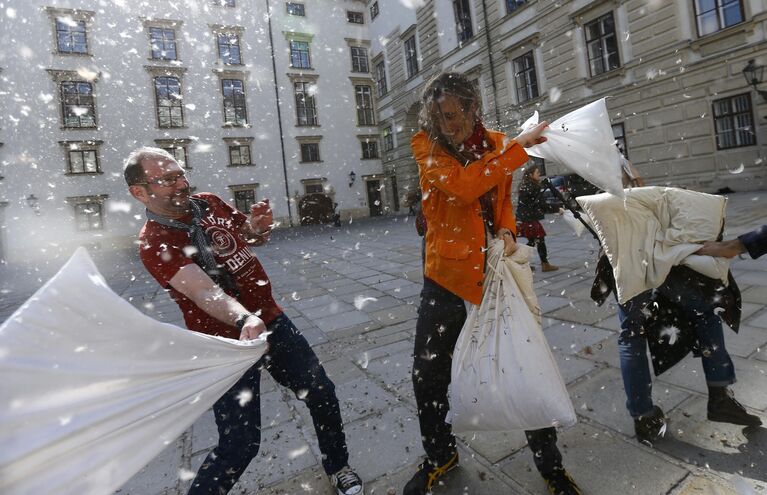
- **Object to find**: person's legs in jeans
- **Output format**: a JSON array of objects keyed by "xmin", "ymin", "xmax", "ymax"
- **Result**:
[
  {"xmin": 616, "ymin": 290, "xmax": 655, "ymax": 418},
  {"xmin": 657, "ymin": 276, "xmax": 735, "ymax": 386},
  {"xmin": 527, "ymin": 236, "xmax": 549, "ymax": 264},
  {"xmin": 264, "ymin": 314, "xmax": 349, "ymax": 475},
  {"xmin": 411, "ymin": 278, "xmax": 466, "ymax": 465},
  {"xmin": 187, "ymin": 363, "xmax": 262, "ymax": 495}
]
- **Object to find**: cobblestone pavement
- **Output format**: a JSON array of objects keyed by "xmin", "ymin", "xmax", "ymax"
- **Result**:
[{"xmin": 2, "ymin": 192, "xmax": 765, "ymax": 495}]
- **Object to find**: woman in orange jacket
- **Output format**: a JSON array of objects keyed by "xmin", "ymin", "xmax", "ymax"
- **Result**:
[{"xmin": 403, "ymin": 72, "xmax": 581, "ymax": 495}]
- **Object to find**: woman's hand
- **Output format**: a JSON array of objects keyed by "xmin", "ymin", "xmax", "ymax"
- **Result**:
[
  {"xmin": 514, "ymin": 121, "xmax": 549, "ymax": 148},
  {"xmin": 497, "ymin": 229, "xmax": 518, "ymax": 256}
]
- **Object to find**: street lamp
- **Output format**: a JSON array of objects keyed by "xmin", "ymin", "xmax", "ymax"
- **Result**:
[
  {"xmin": 348, "ymin": 171, "xmax": 356, "ymax": 187},
  {"xmin": 26, "ymin": 194, "xmax": 41, "ymax": 215},
  {"xmin": 742, "ymin": 59, "xmax": 767, "ymax": 103}
]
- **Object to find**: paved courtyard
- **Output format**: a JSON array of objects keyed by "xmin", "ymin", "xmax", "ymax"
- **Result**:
[{"xmin": 1, "ymin": 191, "xmax": 765, "ymax": 495}]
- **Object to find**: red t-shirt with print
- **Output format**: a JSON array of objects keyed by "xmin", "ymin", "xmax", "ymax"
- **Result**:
[{"xmin": 139, "ymin": 192, "xmax": 282, "ymax": 339}]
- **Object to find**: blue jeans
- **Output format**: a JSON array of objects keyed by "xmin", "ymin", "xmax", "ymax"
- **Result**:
[
  {"xmin": 617, "ymin": 275, "xmax": 735, "ymax": 418},
  {"xmin": 188, "ymin": 314, "xmax": 348, "ymax": 494}
]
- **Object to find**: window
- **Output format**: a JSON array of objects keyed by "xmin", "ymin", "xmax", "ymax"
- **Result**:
[
  {"xmin": 61, "ymin": 141, "xmax": 102, "ymax": 174},
  {"xmin": 531, "ymin": 156, "xmax": 546, "ymax": 176},
  {"xmin": 350, "ymin": 46, "xmax": 369, "ymax": 73},
  {"xmin": 453, "ymin": 0, "xmax": 474, "ymax": 44},
  {"xmin": 513, "ymin": 52, "xmax": 539, "ymax": 103},
  {"xmin": 507, "ymin": 0, "xmax": 528, "ymax": 14},
  {"xmin": 300, "ymin": 143, "xmax": 321, "ymax": 162},
  {"xmin": 375, "ymin": 60, "xmax": 388, "ymax": 97},
  {"xmin": 361, "ymin": 139, "xmax": 379, "ymax": 159},
  {"xmin": 713, "ymin": 93, "xmax": 755, "ymax": 150},
  {"xmin": 355, "ymin": 85, "xmax": 375, "ymax": 126},
  {"xmin": 585, "ymin": 13, "xmax": 620, "ymax": 77},
  {"xmin": 222, "ymin": 79, "xmax": 248, "ymax": 126},
  {"xmin": 404, "ymin": 36, "xmax": 419, "ymax": 79},
  {"xmin": 150, "ymin": 27, "xmax": 177, "ymax": 60},
  {"xmin": 162, "ymin": 145, "xmax": 189, "ymax": 168},
  {"xmin": 290, "ymin": 40, "xmax": 311, "ymax": 69},
  {"xmin": 228, "ymin": 143, "xmax": 252, "ymax": 166},
  {"xmin": 232, "ymin": 187, "xmax": 257, "ymax": 213},
  {"xmin": 55, "ymin": 17, "xmax": 88, "ymax": 54},
  {"xmin": 61, "ymin": 81, "xmax": 96, "ymax": 128},
  {"xmin": 294, "ymin": 82, "xmax": 318, "ymax": 126},
  {"xmin": 154, "ymin": 76, "xmax": 184, "ymax": 128},
  {"xmin": 370, "ymin": 1, "xmax": 379, "ymax": 20},
  {"xmin": 695, "ymin": 0, "xmax": 744, "ymax": 36},
  {"xmin": 383, "ymin": 126, "xmax": 394, "ymax": 151},
  {"xmin": 286, "ymin": 2, "xmax": 305, "ymax": 16},
  {"xmin": 217, "ymin": 33, "xmax": 242, "ymax": 64},
  {"xmin": 612, "ymin": 123, "xmax": 627, "ymax": 157},
  {"xmin": 304, "ymin": 181, "xmax": 324, "ymax": 194},
  {"xmin": 347, "ymin": 11, "xmax": 364, "ymax": 24},
  {"xmin": 71, "ymin": 198, "xmax": 105, "ymax": 231}
]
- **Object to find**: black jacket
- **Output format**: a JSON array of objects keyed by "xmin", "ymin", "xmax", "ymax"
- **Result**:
[
  {"xmin": 516, "ymin": 178, "xmax": 546, "ymax": 222},
  {"xmin": 591, "ymin": 255, "xmax": 741, "ymax": 376}
]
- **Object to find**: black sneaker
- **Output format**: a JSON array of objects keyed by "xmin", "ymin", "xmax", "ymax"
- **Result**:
[
  {"xmin": 329, "ymin": 465, "xmax": 363, "ymax": 495},
  {"xmin": 542, "ymin": 469, "xmax": 582, "ymax": 495},
  {"xmin": 403, "ymin": 452, "xmax": 459, "ymax": 495},
  {"xmin": 708, "ymin": 388, "xmax": 762, "ymax": 427},
  {"xmin": 634, "ymin": 405, "xmax": 667, "ymax": 446}
]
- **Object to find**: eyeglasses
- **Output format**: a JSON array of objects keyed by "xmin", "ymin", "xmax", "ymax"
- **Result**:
[{"xmin": 137, "ymin": 173, "xmax": 187, "ymax": 187}]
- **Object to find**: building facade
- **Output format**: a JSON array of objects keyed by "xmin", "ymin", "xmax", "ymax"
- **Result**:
[
  {"xmin": 0, "ymin": 0, "xmax": 385, "ymax": 263},
  {"xmin": 368, "ymin": 0, "xmax": 767, "ymax": 200}
]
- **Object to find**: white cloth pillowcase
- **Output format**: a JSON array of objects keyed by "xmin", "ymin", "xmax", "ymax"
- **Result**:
[{"xmin": 0, "ymin": 248, "xmax": 268, "ymax": 495}]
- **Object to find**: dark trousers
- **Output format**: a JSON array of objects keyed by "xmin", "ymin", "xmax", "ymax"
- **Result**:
[
  {"xmin": 188, "ymin": 314, "xmax": 348, "ymax": 494},
  {"xmin": 412, "ymin": 278, "xmax": 563, "ymax": 474},
  {"xmin": 527, "ymin": 237, "xmax": 549, "ymax": 264}
]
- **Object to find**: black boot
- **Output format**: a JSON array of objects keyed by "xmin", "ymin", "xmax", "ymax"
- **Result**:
[
  {"xmin": 634, "ymin": 406, "xmax": 667, "ymax": 446},
  {"xmin": 707, "ymin": 386, "xmax": 762, "ymax": 427},
  {"xmin": 403, "ymin": 453, "xmax": 459, "ymax": 495}
]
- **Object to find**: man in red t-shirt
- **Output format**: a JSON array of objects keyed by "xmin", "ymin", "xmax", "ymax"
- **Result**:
[{"xmin": 124, "ymin": 147, "xmax": 363, "ymax": 495}]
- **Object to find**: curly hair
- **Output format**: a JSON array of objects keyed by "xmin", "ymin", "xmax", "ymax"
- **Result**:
[{"xmin": 417, "ymin": 71, "xmax": 482, "ymax": 161}]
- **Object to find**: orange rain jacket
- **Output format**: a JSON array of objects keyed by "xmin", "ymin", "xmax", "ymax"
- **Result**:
[{"xmin": 412, "ymin": 129, "xmax": 529, "ymax": 304}]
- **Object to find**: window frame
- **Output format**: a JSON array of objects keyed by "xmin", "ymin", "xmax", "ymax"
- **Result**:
[
  {"xmin": 55, "ymin": 17, "xmax": 89, "ymax": 54},
  {"xmin": 584, "ymin": 12, "xmax": 621, "ymax": 77},
  {"xmin": 286, "ymin": 2, "xmax": 306, "ymax": 16},
  {"xmin": 217, "ymin": 32, "xmax": 242, "ymax": 65},
  {"xmin": 453, "ymin": 0, "xmax": 474, "ymax": 45},
  {"xmin": 154, "ymin": 75, "xmax": 185, "ymax": 129},
  {"xmin": 712, "ymin": 93, "xmax": 756, "ymax": 151},
  {"xmin": 351, "ymin": 46, "xmax": 370, "ymax": 73},
  {"xmin": 300, "ymin": 142, "xmax": 321, "ymax": 163},
  {"xmin": 383, "ymin": 125, "xmax": 394, "ymax": 151},
  {"xmin": 60, "ymin": 141, "xmax": 102, "ymax": 175},
  {"xmin": 361, "ymin": 139, "xmax": 379, "ymax": 159},
  {"xmin": 506, "ymin": 0, "xmax": 528, "ymax": 15},
  {"xmin": 512, "ymin": 51, "xmax": 539, "ymax": 103},
  {"xmin": 694, "ymin": 0, "xmax": 745, "ymax": 37},
  {"xmin": 355, "ymin": 85, "xmax": 376, "ymax": 126},
  {"xmin": 289, "ymin": 40, "xmax": 312, "ymax": 69},
  {"xmin": 68, "ymin": 196, "xmax": 107, "ymax": 232},
  {"xmin": 375, "ymin": 59, "xmax": 388, "ymax": 97},
  {"xmin": 404, "ymin": 35, "xmax": 419, "ymax": 79},
  {"xmin": 231, "ymin": 186, "xmax": 258, "ymax": 213},
  {"xmin": 370, "ymin": 1, "xmax": 379, "ymax": 20},
  {"xmin": 227, "ymin": 142, "xmax": 253, "ymax": 166},
  {"xmin": 60, "ymin": 80, "xmax": 97, "ymax": 129},
  {"xmin": 156, "ymin": 140, "xmax": 191, "ymax": 169},
  {"xmin": 294, "ymin": 81, "xmax": 319, "ymax": 126},
  {"xmin": 347, "ymin": 10, "xmax": 364, "ymax": 24},
  {"xmin": 221, "ymin": 78, "xmax": 248, "ymax": 126},
  {"xmin": 149, "ymin": 27, "xmax": 178, "ymax": 61}
]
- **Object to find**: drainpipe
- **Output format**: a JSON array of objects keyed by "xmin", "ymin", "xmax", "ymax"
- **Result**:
[
  {"xmin": 265, "ymin": 0, "xmax": 294, "ymax": 226},
  {"xmin": 481, "ymin": 0, "xmax": 502, "ymax": 127}
]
